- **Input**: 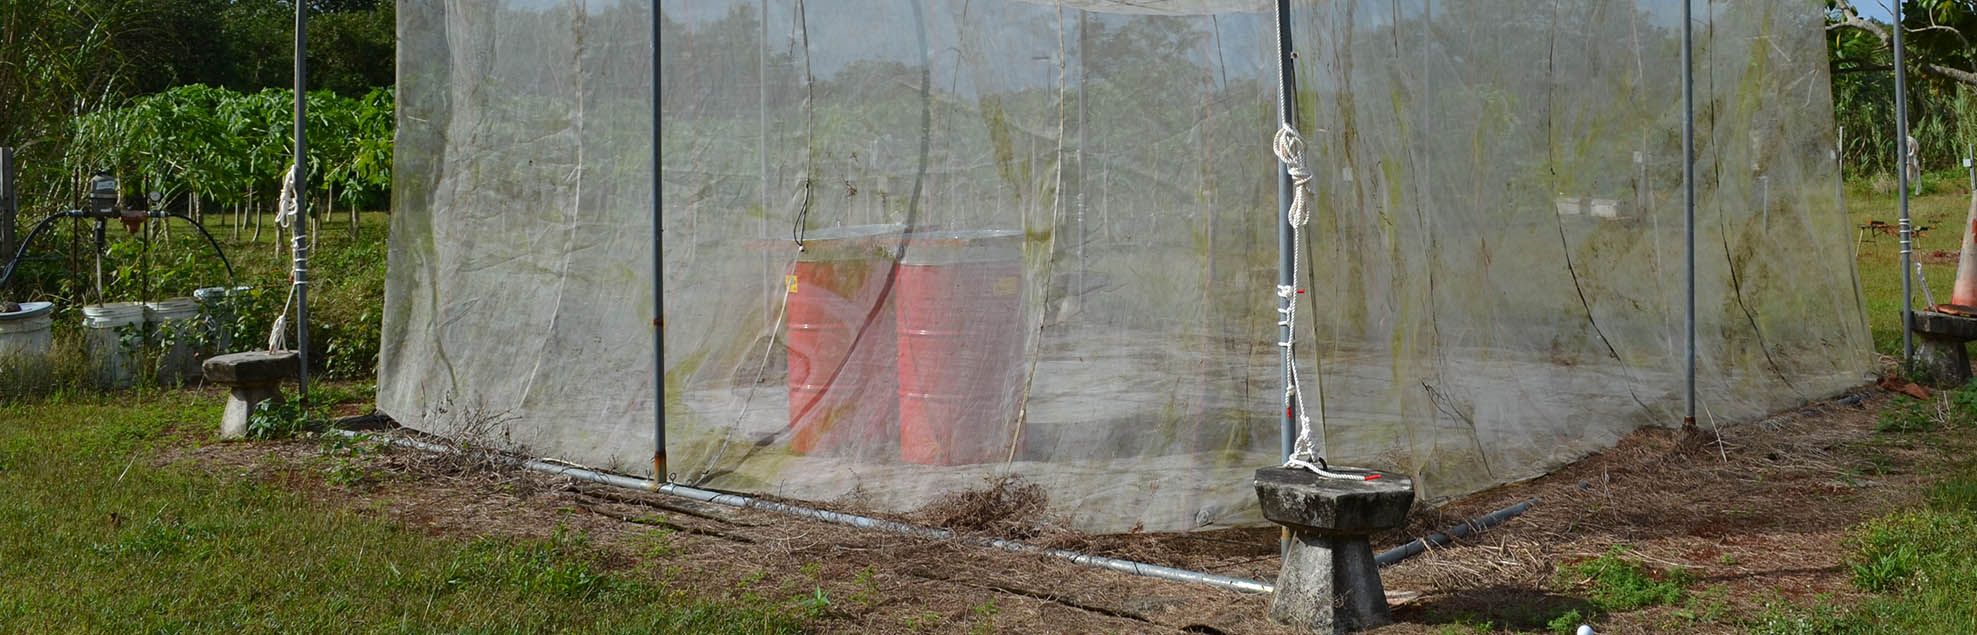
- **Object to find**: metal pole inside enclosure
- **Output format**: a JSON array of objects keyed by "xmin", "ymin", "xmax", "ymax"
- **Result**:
[
  {"xmin": 1682, "ymin": 0, "xmax": 1696, "ymax": 427},
  {"xmin": 1894, "ymin": 0, "xmax": 1914, "ymax": 363},
  {"xmin": 651, "ymin": 4, "xmax": 668, "ymax": 479},
  {"xmin": 1273, "ymin": 0, "xmax": 1298, "ymax": 464},
  {"xmin": 293, "ymin": 4, "xmax": 312, "ymax": 401}
]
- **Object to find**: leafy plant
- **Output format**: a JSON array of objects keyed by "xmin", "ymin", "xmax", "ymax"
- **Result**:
[{"xmin": 1559, "ymin": 546, "xmax": 1694, "ymax": 612}]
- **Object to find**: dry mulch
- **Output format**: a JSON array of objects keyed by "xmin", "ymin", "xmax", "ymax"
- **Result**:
[{"xmin": 158, "ymin": 382, "xmax": 1952, "ymax": 634}]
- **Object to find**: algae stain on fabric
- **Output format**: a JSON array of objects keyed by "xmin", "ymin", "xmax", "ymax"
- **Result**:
[{"xmin": 981, "ymin": 97, "xmax": 1022, "ymax": 201}]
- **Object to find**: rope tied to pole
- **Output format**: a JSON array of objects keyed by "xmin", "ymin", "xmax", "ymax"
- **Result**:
[
  {"xmin": 1271, "ymin": 123, "xmax": 1369, "ymax": 482},
  {"xmin": 267, "ymin": 164, "xmax": 309, "ymax": 352}
]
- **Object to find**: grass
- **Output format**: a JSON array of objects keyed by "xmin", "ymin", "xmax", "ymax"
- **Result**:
[{"xmin": 0, "ymin": 390, "xmax": 806, "ymax": 633}]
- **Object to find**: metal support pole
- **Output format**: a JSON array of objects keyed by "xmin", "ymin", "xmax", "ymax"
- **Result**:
[
  {"xmin": 1895, "ymin": 0, "xmax": 1914, "ymax": 363},
  {"xmin": 1964, "ymin": 146, "xmax": 1973, "ymax": 194},
  {"xmin": 1682, "ymin": 0, "xmax": 1696, "ymax": 427},
  {"xmin": 1273, "ymin": 0, "xmax": 1298, "ymax": 464},
  {"xmin": 293, "ymin": 4, "xmax": 312, "ymax": 402},
  {"xmin": 651, "ymin": 4, "xmax": 668, "ymax": 480}
]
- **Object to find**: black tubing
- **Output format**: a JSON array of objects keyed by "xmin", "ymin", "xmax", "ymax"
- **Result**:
[
  {"xmin": 0, "ymin": 211, "xmax": 80, "ymax": 290},
  {"xmin": 1375, "ymin": 499, "xmax": 1535, "ymax": 567},
  {"xmin": 164, "ymin": 211, "xmax": 237, "ymax": 287}
]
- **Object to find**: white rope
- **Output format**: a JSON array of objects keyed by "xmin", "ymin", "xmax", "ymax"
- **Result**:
[
  {"xmin": 1272, "ymin": 124, "xmax": 1368, "ymax": 482},
  {"xmin": 266, "ymin": 165, "xmax": 306, "ymax": 352}
]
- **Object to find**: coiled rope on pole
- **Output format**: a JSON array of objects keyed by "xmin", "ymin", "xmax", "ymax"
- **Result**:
[
  {"xmin": 267, "ymin": 164, "xmax": 308, "ymax": 352},
  {"xmin": 1271, "ymin": 124, "xmax": 1369, "ymax": 482}
]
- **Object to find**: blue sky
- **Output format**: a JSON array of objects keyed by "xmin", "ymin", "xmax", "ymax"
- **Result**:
[{"xmin": 1852, "ymin": 0, "xmax": 1896, "ymax": 22}]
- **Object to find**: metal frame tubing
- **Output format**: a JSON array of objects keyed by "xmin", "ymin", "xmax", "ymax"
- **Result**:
[
  {"xmin": 1682, "ymin": 0, "xmax": 1697, "ymax": 426},
  {"xmin": 1273, "ymin": 0, "xmax": 1298, "ymax": 463},
  {"xmin": 293, "ymin": 5, "xmax": 313, "ymax": 402},
  {"xmin": 335, "ymin": 430, "xmax": 1274, "ymax": 595},
  {"xmin": 651, "ymin": 0, "xmax": 668, "ymax": 481},
  {"xmin": 1895, "ymin": 0, "xmax": 1914, "ymax": 362}
]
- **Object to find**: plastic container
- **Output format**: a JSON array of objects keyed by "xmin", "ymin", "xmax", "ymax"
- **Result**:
[
  {"xmin": 83, "ymin": 303, "xmax": 146, "ymax": 389},
  {"xmin": 785, "ymin": 224, "xmax": 904, "ymax": 457},
  {"xmin": 0, "ymin": 301, "xmax": 55, "ymax": 373},
  {"xmin": 145, "ymin": 297, "xmax": 203, "ymax": 384},
  {"xmin": 895, "ymin": 230, "xmax": 1025, "ymax": 465}
]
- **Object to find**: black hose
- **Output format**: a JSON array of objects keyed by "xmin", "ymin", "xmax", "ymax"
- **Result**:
[
  {"xmin": 164, "ymin": 211, "xmax": 237, "ymax": 287},
  {"xmin": 0, "ymin": 211, "xmax": 80, "ymax": 290},
  {"xmin": 1375, "ymin": 499, "xmax": 1536, "ymax": 567}
]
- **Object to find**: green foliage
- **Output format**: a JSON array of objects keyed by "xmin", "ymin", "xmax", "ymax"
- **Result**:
[
  {"xmin": 244, "ymin": 397, "xmax": 309, "ymax": 440},
  {"xmin": 1876, "ymin": 396, "xmax": 1936, "ymax": 432},
  {"xmin": 1559, "ymin": 546, "xmax": 1694, "ymax": 612},
  {"xmin": 1546, "ymin": 609, "xmax": 1585, "ymax": 634}
]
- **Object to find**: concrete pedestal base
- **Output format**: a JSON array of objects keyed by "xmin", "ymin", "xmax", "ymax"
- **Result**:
[
  {"xmin": 219, "ymin": 383, "xmax": 282, "ymax": 439},
  {"xmin": 203, "ymin": 351, "xmax": 299, "ymax": 440},
  {"xmin": 1911, "ymin": 311, "xmax": 1977, "ymax": 387},
  {"xmin": 1255, "ymin": 466, "xmax": 1415, "ymax": 635}
]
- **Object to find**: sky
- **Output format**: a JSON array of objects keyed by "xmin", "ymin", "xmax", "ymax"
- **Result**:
[{"xmin": 1852, "ymin": 0, "xmax": 1896, "ymax": 22}]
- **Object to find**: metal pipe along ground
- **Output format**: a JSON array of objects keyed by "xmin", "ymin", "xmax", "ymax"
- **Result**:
[{"xmin": 334, "ymin": 430, "xmax": 1275, "ymax": 595}]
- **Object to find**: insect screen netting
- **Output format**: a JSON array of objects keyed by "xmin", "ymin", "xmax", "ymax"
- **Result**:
[{"xmin": 382, "ymin": 0, "xmax": 1871, "ymax": 533}]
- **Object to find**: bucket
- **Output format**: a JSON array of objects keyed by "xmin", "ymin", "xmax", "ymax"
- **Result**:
[
  {"xmin": 194, "ymin": 286, "xmax": 251, "ymax": 356},
  {"xmin": 145, "ymin": 297, "xmax": 203, "ymax": 384},
  {"xmin": 83, "ymin": 302, "xmax": 146, "ymax": 388},
  {"xmin": 0, "ymin": 301, "xmax": 55, "ymax": 374},
  {"xmin": 785, "ymin": 224, "xmax": 904, "ymax": 457},
  {"xmin": 896, "ymin": 229, "xmax": 1025, "ymax": 465}
]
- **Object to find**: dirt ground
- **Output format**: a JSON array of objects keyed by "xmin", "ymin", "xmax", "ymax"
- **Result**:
[{"xmin": 159, "ymin": 382, "xmax": 1946, "ymax": 634}]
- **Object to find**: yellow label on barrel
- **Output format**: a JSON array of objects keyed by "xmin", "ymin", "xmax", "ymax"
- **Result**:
[
  {"xmin": 993, "ymin": 276, "xmax": 1019, "ymax": 296},
  {"xmin": 786, "ymin": 274, "xmax": 799, "ymax": 294}
]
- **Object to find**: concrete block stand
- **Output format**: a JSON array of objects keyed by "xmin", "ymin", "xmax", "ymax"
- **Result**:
[{"xmin": 1255, "ymin": 466, "xmax": 1415, "ymax": 634}]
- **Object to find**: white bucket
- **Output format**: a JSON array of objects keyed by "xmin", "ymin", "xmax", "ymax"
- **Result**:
[
  {"xmin": 145, "ymin": 297, "xmax": 203, "ymax": 384},
  {"xmin": 83, "ymin": 302, "xmax": 146, "ymax": 389},
  {"xmin": 0, "ymin": 302, "xmax": 55, "ymax": 376}
]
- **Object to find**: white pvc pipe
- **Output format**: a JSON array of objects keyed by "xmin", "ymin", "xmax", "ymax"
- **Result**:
[{"xmin": 334, "ymin": 430, "xmax": 1275, "ymax": 594}]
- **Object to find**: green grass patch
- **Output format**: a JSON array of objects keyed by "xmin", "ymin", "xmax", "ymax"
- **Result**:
[
  {"xmin": 1559, "ymin": 546, "xmax": 1694, "ymax": 613},
  {"xmin": 0, "ymin": 392, "xmax": 805, "ymax": 632}
]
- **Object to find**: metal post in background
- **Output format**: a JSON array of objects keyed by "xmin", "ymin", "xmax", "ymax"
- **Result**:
[
  {"xmin": 1273, "ymin": 0, "xmax": 1298, "ymax": 463},
  {"xmin": 1894, "ymin": 0, "xmax": 1914, "ymax": 363},
  {"xmin": 1964, "ymin": 145, "xmax": 1973, "ymax": 193},
  {"xmin": 293, "ymin": 3, "xmax": 312, "ymax": 401},
  {"xmin": 0, "ymin": 147, "xmax": 15, "ymax": 269},
  {"xmin": 1682, "ymin": 0, "xmax": 1696, "ymax": 427}
]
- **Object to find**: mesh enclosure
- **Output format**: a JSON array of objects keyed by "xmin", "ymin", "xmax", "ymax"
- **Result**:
[{"xmin": 382, "ymin": 0, "xmax": 1871, "ymax": 533}]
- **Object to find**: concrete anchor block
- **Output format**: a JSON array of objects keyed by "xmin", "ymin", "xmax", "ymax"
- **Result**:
[
  {"xmin": 1255, "ymin": 466, "xmax": 1415, "ymax": 634},
  {"xmin": 203, "ymin": 351, "xmax": 299, "ymax": 439},
  {"xmin": 1910, "ymin": 310, "xmax": 1977, "ymax": 387}
]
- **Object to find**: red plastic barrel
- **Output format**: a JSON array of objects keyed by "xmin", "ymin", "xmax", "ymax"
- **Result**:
[
  {"xmin": 786, "ymin": 225, "xmax": 902, "ymax": 456},
  {"xmin": 896, "ymin": 230, "xmax": 1025, "ymax": 465}
]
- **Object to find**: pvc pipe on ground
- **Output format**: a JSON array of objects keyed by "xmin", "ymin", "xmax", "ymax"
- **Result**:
[
  {"xmin": 1374, "ymin": 499, "xmax": 1535, "ymax": 567},
  {"xmin": 333, "ymin": 430, "xmax": 1275, "ymax": 594}
]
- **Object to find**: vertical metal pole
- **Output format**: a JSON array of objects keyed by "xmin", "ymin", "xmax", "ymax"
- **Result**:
[
  {"xmin": 1273, "ymin": 0, "xmax": 1298, "ymax": 463},
  {"xmin": 1682, "ymin": 0, "xmax": 1696, "ymax": 427},
  {"xmin": 1895, "ymin": 0, "xmax": 1914, "ymax": 363},
  {"xmin": 652, "ymin": 2, "xmax": 668, "ymax": 480},
  {"xmin": 294, "ymin": 3, "xmax": 312, "ymax": 401},
  {"xmin": 1964, "ymin": 146, "xmax": 1973, "ymax": 193}
]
